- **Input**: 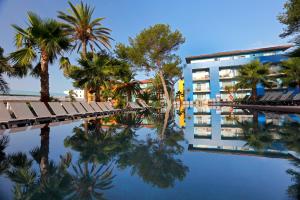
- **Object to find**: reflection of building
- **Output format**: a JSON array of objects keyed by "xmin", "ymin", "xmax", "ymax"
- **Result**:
[
  {"xmin": 184, "ymin": 45, "xmax": 293, "ymax": 102},
  {"xmin": 184, "ymin": 106, "xmax": 295, "ymax": 159}
]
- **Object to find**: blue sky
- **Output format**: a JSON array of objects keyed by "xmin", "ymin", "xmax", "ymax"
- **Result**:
[{"xmin": 0, "ymin": 0, "xmax": 289, "ymax": 94}]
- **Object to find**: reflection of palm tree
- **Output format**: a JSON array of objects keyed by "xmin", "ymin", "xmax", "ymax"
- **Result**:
[
  {"xmin": 6, "ymin": 152, "xmax": 73, "ymax": 199},
  {"xmin": 64, "ymin": 119, "xmax": 118, "ymax": 198},
  {"xmin": 278, "ymin": 122, "xmax": 300, "ymax": 154},
  {"xmin": 286, "ymin": 160, "xmax": 300, "ymax": 200},
  {"xmin": 67, "ymin": 161, "xmax": 114, "ymax": 200},
  {"xmin": 0, "ymin": 135, "xmax": 9, "ymax": 175},
  {"xmin": 234, "ymin": 111, "xmax": 276, "ymax": 150}
]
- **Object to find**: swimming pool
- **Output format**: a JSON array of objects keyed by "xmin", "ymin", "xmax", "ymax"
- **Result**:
[{"xmin": 0, "ymin": 107, "xmax": 299, "ymax": 200}]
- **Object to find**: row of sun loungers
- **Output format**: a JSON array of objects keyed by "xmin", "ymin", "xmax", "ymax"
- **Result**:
[
  {"xmin": 239, "ymin": 91, "xmax": 300, "ymax": 105},
  {"xmin": 0, "ymin": 101, "xmax": 146, "ymax": 129}
]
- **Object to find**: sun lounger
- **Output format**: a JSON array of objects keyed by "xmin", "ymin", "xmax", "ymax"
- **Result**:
[
  {"xmin": 292, "ymin": 93, "xmax": 300, "ymax": 105},
  {"xmin": 80, "ymin": 102, "xmax": 97, "ymax": 115},
  {"xmin": 72, "ymin": 102, "xmax": 93, "ymax": 116},
  {"xmin": 97, "ymin": 102, "xmax": 115, "ymax": 114},
  {"xmin": 275, "ymin": 91, "xmax": 294, "ymax": 105},
  {"xmin": 104, "ymin": 102, "xmax": 121, "ymax": 113},
  {"xmin": 89, "ymin": 102, "xmax": 105, "ymax": 115},
  {"xmin": 0, "ymin": 102, "xmax": 29, "ymax": 128},
  {"xmin": 48, "ymin": 102, "xmax": 71, "ymax": 120},
  {"xmin": 61, "ymin": 102, "xmax": 82, "ymax": 117},
  {"xmin": 8, "ymin": 102, "xmax": 38, "ymax": 126},
  {"xmin": 29, "ymin": 102, "xmax": 54, "ymax": 122}
]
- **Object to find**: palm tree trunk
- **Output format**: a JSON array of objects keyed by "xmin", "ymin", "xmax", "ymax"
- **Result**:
[
  {"xmin": 40, "ymin": 125, "xmax": 50, "ymax": 178},
  {"xmin": 95, "ymin": 89, "xmax": 101, "ymax": 102},
  {"xmin": 81, "ymin": 40, "xmax": 89, "ymax": 102},
  {"xmin": 40, "ymin": 51, "xmax": 50, "ymax": 102},
  {"xmin": 252, "ymin": 86, "xmax": 257, "ymax": 101},
  {"xmin": 158, "ymin": 70, "xmax": 171, "ymax": 107},
  {"xmin": 127, "ymin": 90, "xmax": 132, "ymax": 103}
]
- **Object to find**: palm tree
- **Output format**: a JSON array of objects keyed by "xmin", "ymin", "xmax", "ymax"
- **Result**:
[
  {"xmin": 9, "ymin": 12, "xmax": 71, "ymax": 102},
  {"xmin": 58, "ymin": 1, "xmax": 112, "ymax": 58},
  {"xmin": 114, "ymin": 72, "xmax": 141, "ymax": 103},
  {"xmin": 235, "ymin": 60, "xmax": 271, "ymax": 101},
  {"xmin": 69, "ymin": 52, "xmax": 121, "ymax": 102},
  {"xmin": 58, "ymin": 1, "xmax": 112, "ymax": 101},
  {"xmin": 0, "ymin": 47, "xmax": 11, "ymax": 94},
  {"xmin": 280, "ymin": 57, "xmax": 300, "ymax": 88}
]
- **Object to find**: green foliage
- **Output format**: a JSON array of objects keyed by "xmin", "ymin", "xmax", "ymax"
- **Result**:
[
  {"xmin": 10, "ymin": 12, "xmax": 71, "ymax": 66},
  {"xmin": 278, "ymin": 0, "xmax": 300, "ymax": 56},
  {"xmin": 235, "ymin": 60, "xmax": 271, "ymax": 100},
  {"xmin": 69, "ymin": 51, "xmax": 127, "ymax": 101},
  {"xmin": 58, "ymin": 1, "xmax": 112, "ymax": 55},
  {"xmin": 115, "ymin": 24, "xmax": 185, "ymax": 105},
  {"xmin": 114, "ymin": 71, "xmax": 141, "ymax": 103},
  {"xmin": 280, "ymin": 57, "xmax": 300, "ymax": 87},
  {"xmin": 68, "ymin": 90, "xmax": 77, "ymax": 102},
  {"xmin": 9, "ymin": 12, "xmax": 72, "ymax": 101},
  {"xmin": 0, "ymin": 47, "xmax": 11, "ymax": 94},
  {"xmin": 278, "ymin": 0, "xmax": 300, "ymax": 38}
]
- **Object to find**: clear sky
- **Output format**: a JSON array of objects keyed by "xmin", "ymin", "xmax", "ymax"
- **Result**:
[{"xmin": 0, "ymin": 0, "xmax": 289, "ymax": 94}]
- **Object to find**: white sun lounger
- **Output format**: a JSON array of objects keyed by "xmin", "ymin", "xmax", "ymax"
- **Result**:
[
  {"xmin": 80, "ymin": 102, "xmax": 97, "ymax": 114},
  {"xmin": 104, "ymin": 102, "xmax": 121, "ymax": 113},
  {"xmin": 97, "ymin": 102, "xmax": 114, "ymax": 114},
  {"xmin": 29, "ymin": 102, "xmax": 54, "ymax": 122},
  {"xmin": 89, "ymin": 102, "xmax": 105, "ymax": 115},
  {"xmin": 48, "ymin": 102, "xmax": 71, "ymax": 120},
  {"xmin": 0, "ymin": 102, "xmax": 30, "ymax": 128},
  {"xmin": 61, "ymin": 102, "xmax": 82, "ymax": 117},
  {"xmin": 8, "ymin": 102, "xmax": 37, "ymax": 124},
  {"xmin": 72, "ymin": 102, "xmax": 93, "ymax": 116}
]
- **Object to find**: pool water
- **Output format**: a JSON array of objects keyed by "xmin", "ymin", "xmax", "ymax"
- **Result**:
[{"xmin": 0, "ymin": 106, "xmax": 300, "ymax": 200}]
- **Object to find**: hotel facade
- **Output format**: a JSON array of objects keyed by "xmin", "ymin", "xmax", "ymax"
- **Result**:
[{"xmin": 183, "ymin": 45, "xmax": 293, "ymax": 102}]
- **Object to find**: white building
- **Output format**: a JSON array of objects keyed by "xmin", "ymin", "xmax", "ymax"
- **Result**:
[{"xmin": 64, "ymin": 89, "xmax": 84, "ymax": 100}]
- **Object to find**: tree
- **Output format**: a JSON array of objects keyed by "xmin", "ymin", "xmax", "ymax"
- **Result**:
[
  {"xmin": 9, "ymin": 12, "xmax": 71, "ymax": 102},
  {"xmin": 116, "ymin": 24, "xmax": 185, "ymax": 108},
  {"xmin": 68, "ymin": 90, "xmax": 77, "ymax": 102},
  {"xmin": 280, "ymin": 57, "xmax": 300, "ymax": 88},
  {"xmin": 0, "ymin": 47, "xmax": 10, "ymax": 94},
  {"xmin": 58, "ymin": 1, "xmax": 112, "ymax": 101},
  {"xmin": 69, "ymin": 52, "xmax": 123, "ymax": 102},
  {"xmin": 278, "ymin": 0, "xmax": 300, "ymax": 56},
  {"xmin": 235, "ymin": 60, "xmax": 271, "ymax": 101},
  {"xmin": 58, "ymin": 1, "xmax": 112, "ymax": 58},
  {"xmin": 114, "ymin": 71, "xmax": 141, "ymax": 103}
]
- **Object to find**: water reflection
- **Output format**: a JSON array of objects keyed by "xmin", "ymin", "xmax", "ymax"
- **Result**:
[
  {"xmin": 183, "ymin": 106, "xmax": 300, "ymax": 200},
  {"xmin": 1, "ymin": 106, "xmax": 300, "ymax": 199}
]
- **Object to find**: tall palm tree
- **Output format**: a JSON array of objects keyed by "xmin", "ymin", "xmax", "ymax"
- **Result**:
[
  {"xmin": 280, "ymin": 57, "xmax": 300, "ymax": 88},
  {"xmin": 114, "ymin": 72, "xmax": 141, "ymax": 103},
  {"xmin": 70, "ymin": 52, "xmax": 124, "ymax": 102},
  {"xmin": 58, "ymin": 1, "xmax": 112, "ymax": 58},
  {"xmin": 58, "ymin": 1, "xmax": 112, "ymax": 101},
  {"xmin": 9, "ymin": 12, "xmax": 71, "ymax": 102},
  {"xmin": 235, "ymin": 60, "xmax": 271, "ymax": 100}
]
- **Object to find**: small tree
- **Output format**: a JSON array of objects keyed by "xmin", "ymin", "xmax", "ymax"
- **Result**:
[
  {"xmin": 235, "ymin": 60, "xmax": 271, "ymax": 101},
  {"xmin": 280, "ymin": 57, "xmax": 300, "ymax": 88},
  {"xmin": 116, "ymin": 24, "xmax": 185, "ymax": 108},
  {"xmin": 69, "ymin": 52, "xmax": 124, "ymax": 102}
]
